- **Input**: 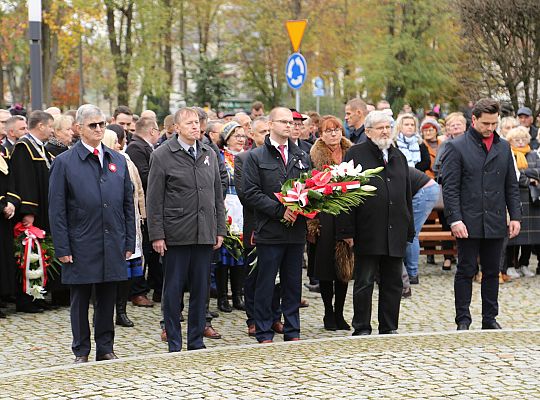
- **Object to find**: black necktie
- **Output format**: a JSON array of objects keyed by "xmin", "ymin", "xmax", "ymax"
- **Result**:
[{"xmin": 188, "ymin": 146, "xmax": 195, "ymax": 159}]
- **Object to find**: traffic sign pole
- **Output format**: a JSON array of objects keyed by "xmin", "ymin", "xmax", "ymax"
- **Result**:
[
  {"xmin": 296, "ymin": 91, "xmax": 300, "ymax": 113},
  {"xmin": 285, "ymin": 20, "xmax": 308, "ymax": 113}
]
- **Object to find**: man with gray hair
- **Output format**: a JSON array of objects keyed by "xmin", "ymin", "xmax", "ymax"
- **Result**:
[
  {"xmin": 7, "ymin": 111, "xmax": 54, "ymax": 313},
  {"xmin": 337, "ymin": 110, "xmax": 414, "ymax": 336},
  {"xmin": 49, "ymin": 103, "xmax": 135, "ymax": 362},
  {"xmin": 3, "ymin": 116, "xmax": 27, "ymax": 153}
]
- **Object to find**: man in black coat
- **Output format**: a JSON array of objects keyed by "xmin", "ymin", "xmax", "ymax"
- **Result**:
[
  {"xmin": 345, "ymin": 98, "xmax": 368, "ymax": 144},
  {"xmin": 243, "ymin": 107, "xmax": 311, "ymax": 343},
  {"xmin": 337, "ymin": 110, "xmax": 414, "ymax": 335},
  {"xmin": 235, "ymin": 116, "xmax": 282, "ymax": 337},
  {"xmin": 125, "ymin": 117, "xmax": 162, "ymax": 306},
  {"xmin": 442, "ymin": 98, "xmax": 521, "ymax": 330}
]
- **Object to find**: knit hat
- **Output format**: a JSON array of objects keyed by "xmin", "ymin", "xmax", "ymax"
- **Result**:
[
  {"xmin": 420, "ymin": 119, "xmax": 440, "ymax": 133},
  {"xmin": 221, "ymin": 121, "xmax": 241, "ymax": 142}
]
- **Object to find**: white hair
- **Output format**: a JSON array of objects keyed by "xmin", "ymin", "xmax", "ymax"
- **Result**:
[
  {"xmin": 76, "ymin": 104, "xmax": 105, "ymax": 125},
  {"xmin": 364, "ymin": 110, "xmax": 393, "ymax": 129}
]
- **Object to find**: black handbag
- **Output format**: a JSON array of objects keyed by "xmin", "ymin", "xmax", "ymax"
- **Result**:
[{"xmin": 524, "ymin": 168, "xmax": 540, "ymax": 206}]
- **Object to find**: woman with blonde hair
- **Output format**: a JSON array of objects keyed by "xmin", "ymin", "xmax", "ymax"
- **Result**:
[
  {"xmin": 505, "ymin": 126, "xmax": 540, "ymax": 279},
  {"xmin": 394, "ymin": 113, "xmax": 430, "ymax": 171}
]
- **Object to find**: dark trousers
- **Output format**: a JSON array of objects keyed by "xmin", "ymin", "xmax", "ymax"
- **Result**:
[
  {"xmin": 254, "ymin": 243, "xmax": 303, "ymax": 342},
  {"xmin": 244, "ymin": 247, "xmax": 281, "ymax": 327},
  {"xmin": 455, "ymin": 238, "xmax": 504, "ymax": 325},
  {"xmin": 162, "ymin": 245, "xmax": 212, "ymax": 352},
  {"xmin": 131, "ymin": 224, "xmax": 163, "ymax": 297},
  {"xmin": 352, "ymin": 255, "xmax": 403, "ymax": 334},
  {"xmin": 70, "ymin": 282, "xmax": 117, "ymax": 357}
]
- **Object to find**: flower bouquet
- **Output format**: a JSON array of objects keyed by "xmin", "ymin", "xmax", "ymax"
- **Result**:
[
  {"xmin": 222, "ymin": 215, "xmax": 244, "ymax": 261},
  {"xmin": 274, "ymin": 160, "xmax": 383, "ymax": 224},
  {"xmin": 13, "ymin": 222, "xmax": 60, "ymax": 301}
]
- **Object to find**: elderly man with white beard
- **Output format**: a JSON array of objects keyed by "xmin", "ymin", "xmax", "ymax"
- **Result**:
[{"xmin": 337, "ymin": 110, "xmax": 414, "ymax": 336}]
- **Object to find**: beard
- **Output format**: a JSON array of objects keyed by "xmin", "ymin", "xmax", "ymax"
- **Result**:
[{"xmin": 371, "ymin": 136, "xmax": 394, "ymax": 151}]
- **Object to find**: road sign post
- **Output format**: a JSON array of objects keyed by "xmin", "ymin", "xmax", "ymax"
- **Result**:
[
  {"xmin": 312, "ymin": 76, "xmax": 324, "ymax": 113},
  {"xmin": 285, "ymin": 20, "xmax": 308, "ymax": 112}
]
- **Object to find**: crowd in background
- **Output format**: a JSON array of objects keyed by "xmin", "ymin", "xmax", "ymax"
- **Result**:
[{"xmin": 0, "ymin": 96, "xmax": 536, "ymax": 357}]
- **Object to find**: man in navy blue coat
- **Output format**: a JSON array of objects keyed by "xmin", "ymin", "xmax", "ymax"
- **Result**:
[
  {"xmin": 49, "ymin": 104, "xmax": 135, "ymax": 363},
  {"xmin": 442, "ymin": 98, "xmax": 521, "ymax": 331}
]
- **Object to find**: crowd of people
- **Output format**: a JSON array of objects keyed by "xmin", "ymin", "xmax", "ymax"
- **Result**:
[{"xmin": 0, "ymin": 96, "xmax": 534, "ymax": 361}]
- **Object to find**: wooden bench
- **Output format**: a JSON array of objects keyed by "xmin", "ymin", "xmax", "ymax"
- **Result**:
[{"xmin": 418, "ymin": 231, "xmax": 456, "ymax": 255}]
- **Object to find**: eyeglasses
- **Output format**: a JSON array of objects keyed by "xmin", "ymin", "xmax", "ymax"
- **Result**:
[
  {"xmin": 273, "ymin": 120, "xmax": 294, "ymax": 126},
  {"xmin": 323, "ymin": 128, "xmax": 342, "ymax": 134},
  {"xmin": 292, "ymin": 122, "xmax": 303, "ymax": 128},
  {"xmin": 372, "ymin": 125, "xmax": 391, "ymax": 132},
  {"xmin": 232, "ymin": 134, "xmax": 247, "ymax": 140},
  {"xmin": 87, "ymin": 121, "xmax": 106, "ymax": 130}
]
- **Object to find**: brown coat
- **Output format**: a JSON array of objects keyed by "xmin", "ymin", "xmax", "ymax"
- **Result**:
[{"xmin": 308, "ymin": 137, "xmax": 354, "ymax": 282}]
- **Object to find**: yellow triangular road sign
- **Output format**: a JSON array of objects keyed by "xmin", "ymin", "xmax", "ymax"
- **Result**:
[{"xmin": 285, "ymin": 20, "xmax": 308, "ymax": 52}]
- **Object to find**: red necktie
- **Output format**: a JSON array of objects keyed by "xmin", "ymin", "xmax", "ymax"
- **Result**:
[
  {"xmin": 278, "ymin": 144, "xmax": 287, "ymax": 164},
  {"xmin": 93, "ymin": 148, "xmax": 99, "ymax": 156}
]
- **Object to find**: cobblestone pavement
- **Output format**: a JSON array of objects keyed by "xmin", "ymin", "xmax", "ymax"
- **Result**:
[{"xmin": 2, "ymin": 258, "xmax": 540, "ymax": 398}]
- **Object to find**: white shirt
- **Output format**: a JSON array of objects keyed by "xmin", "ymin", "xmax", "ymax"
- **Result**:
[
  {"xmin": 177, "ymin": 137, "xmax": 197, "ymax": 159},
  {"xmin": 382, "ymin": 148, "xmax": 389, "ymax": 163},
  {"xmin": 81, "ymin": 140, "xmax": 104, "ymax": 167},
  {"xmin": 27, "ymin": 133, "xmax": 44, "ymax": 146},
  {"xmin": 270, "ymin": 137, "xmax": 288, "ymax": 164}
]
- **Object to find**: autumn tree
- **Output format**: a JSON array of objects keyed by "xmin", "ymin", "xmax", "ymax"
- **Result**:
[{"xmin": 457, "ymin": 0, "xmax": 540, "ymax": 115}]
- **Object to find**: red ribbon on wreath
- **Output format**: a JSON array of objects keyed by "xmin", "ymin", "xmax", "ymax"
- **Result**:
[{"xmin": 13, "ymin": 222, "xmax": 48, "ymax": 295}]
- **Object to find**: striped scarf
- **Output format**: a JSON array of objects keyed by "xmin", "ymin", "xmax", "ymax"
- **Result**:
[{"xmin": 396, "ymin": 132, "xmax": 421, "ymax": 167}]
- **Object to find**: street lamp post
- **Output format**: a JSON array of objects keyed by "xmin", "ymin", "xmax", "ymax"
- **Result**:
[{"xmin": 28, "ymin": 0, "xmax": 43, "ymax": 111}]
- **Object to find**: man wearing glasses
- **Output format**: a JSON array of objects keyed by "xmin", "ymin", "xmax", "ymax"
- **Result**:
[
  {"xmin": 243, "ymin": 107, "xmax": 311, "ymax": 343},
  {"xmin": 49, "ymin": 104, "xmax": 135, "ymax": 363},
  {"xmin": 290, "ymin": 109, "xmax": 312, "ymax": 154},
  {"xmin": 337, "ymin": 110, "xmax": 414, "ymax": 336}
]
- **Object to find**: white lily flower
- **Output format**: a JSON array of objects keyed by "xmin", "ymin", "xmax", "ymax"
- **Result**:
[
  {"xmin": 29, "ymin": 285, "xmax": 45, "ymax": 300},
  {"xmin": 27, "ymin": 269, "xmax": 44, "ymax": 279},
  {"xmin": 29, "ymin": 253, "xmax": 40, "ymax": 263},
  {"xmin": 361, "ymin": 185, "xmax": 377, "ymax": 192}
]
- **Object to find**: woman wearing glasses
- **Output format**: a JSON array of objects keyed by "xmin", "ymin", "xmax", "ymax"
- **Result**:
[
  {"xmin": 307, "ymin": 115, "xmax": 354, "ymax": 331},
  {"xmin": 216, "ymin": 121, "xmax": 247, "ymax": 313}
]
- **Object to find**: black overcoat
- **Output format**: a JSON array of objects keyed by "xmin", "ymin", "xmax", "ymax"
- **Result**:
[
  {"xmin": 441, "ymin": 128, "xmax": 521, "ymax": 239},
  {"xmin": 336, "ymin": 139, "xmax": 414, "ymax": 257}
]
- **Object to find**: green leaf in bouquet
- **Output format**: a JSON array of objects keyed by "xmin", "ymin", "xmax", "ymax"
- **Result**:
[{"xmin": 307, "ymin": 189, "xmax": 323, "ymax": 200}]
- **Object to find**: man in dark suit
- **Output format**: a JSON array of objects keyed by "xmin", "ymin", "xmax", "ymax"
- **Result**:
[
  {"xmin": 338, "ymin": 110, "xmax": 414, "ymax": 335},
  {"xmin": 234, "ymin": 116, "xmax": 283, "ymax": 337},
  {"xmin": 147, "ymin": 107, "xmax": 226, "ymax": 352},
  {"xmin": 125, "ymin": 117, "xmax": 162, "ymax": 306},
  {"xmin": 49, "ymin": 104, "xmax": 135, "ymax": 363},
  {"xmin": 243, "ymin": 107, "xmax": 311, "ymax": 343},
  {"xmin": 344, "ymin": 98, "xmax": 369, "ymax": 144},
  {"xmin": 7, "ymin": 111, "xmax": 54, "ymax": 313},
  {"xmin": 442, "ymin": 98, "xmax": 521, "ymax": 330}
]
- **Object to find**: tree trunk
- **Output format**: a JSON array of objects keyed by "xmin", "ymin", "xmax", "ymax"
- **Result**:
[
  {"xmin": 41, "ymin": 0, "xmax": 60, "ymax": 107},
  {"xmin": 160, "ymin": 0, "xmax": 173, "ymax": 114},
  {"xmin": 0, "ymin": 51, "xmax": 4, "ymax": 108},
  {"xmin": 179, "ymin": 0, "xmax": 188, "ymax": 101}
]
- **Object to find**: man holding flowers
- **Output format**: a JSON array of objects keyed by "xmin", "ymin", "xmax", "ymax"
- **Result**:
[{"xmin": 243, "ymin": 107, "xmax": 311, "ymax": 343}]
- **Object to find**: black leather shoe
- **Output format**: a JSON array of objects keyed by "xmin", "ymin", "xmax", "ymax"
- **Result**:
[
  {"xmin": 323, "ymin": 314, "xmax": 337, "ymax": 331},
  {"xmin": 0, "ymin": 309, "xmax": 6, "ymax": 318},
  {"xmin": 380, "ymin": 330, "xmax": 398, "ymax": 334},
  {"xmin": 232, "ymin": 295, "xmax": 245, "ymax": 311},
  {"xmin": 116, "ymin": 313, "xmax": 134, "ymax": 327},
  {"xmin": 482, "ymin": 321, "xmax": 502, "ymax": 330},
  {"xmin": 352, "ymin": 329, "xmax": 371, "ymax": 336},
  {"xmin": 74, "ymin": 356, "xmax": 88, "ymax": 364},
  {"xmin": 187, "ymin": 345, "xmax": 206, "ymax": 351},
  {"xmin": 409, "ymin": 275, "xmax": 419, "ymax": 284},
  {"xmin": 335, "ymin": 315, "xmax": 351, "ymax": 331},
  {"xmin": 218, "ymin": 298, "xmax": 233, "ymax": 313},
  {"xmin": 96, "ymin": 352, "xmax": 118, "ymax": 361},
  {"xmin": 457, "ymin": 323, "xmax": 470, "ymax": 330}
]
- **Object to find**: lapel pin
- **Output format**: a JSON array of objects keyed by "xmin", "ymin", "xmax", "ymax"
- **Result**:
[
  {"xmin": 108, "ymin": 163, "xmax": 117, "ymax": 173},
  {"xmin": 204, "ymin": 155, "xmax": 210, "ymax": 165}
]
